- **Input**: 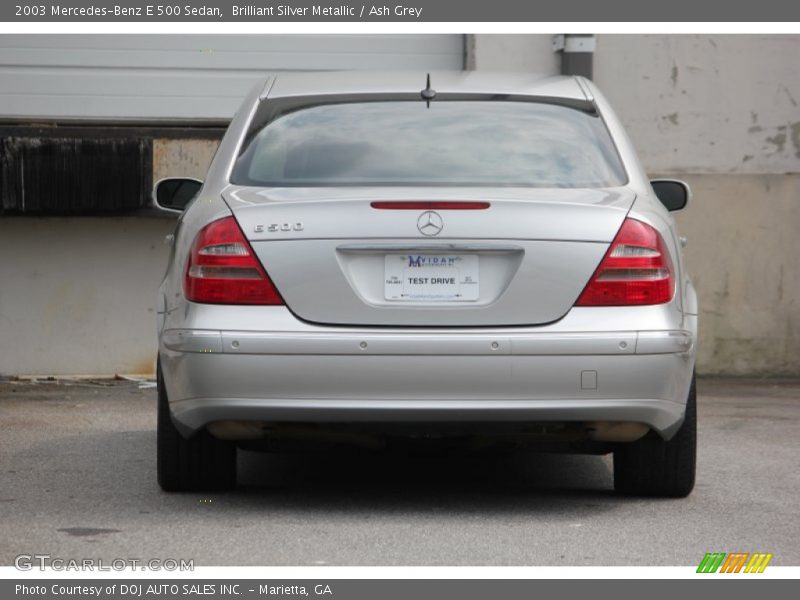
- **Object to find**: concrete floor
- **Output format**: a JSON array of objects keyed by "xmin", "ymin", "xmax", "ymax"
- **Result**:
[{"xmin": 0, "ymin": 377, "xmax": 798, "ymax": 566}]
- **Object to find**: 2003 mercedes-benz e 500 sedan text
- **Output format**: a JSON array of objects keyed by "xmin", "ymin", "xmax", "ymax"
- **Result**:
[{"xmin": 154, "ymin": 72, "xmax": 697, "ymax": 497}]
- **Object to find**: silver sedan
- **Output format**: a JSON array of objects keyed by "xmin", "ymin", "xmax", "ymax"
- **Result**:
[{"xmin": 154, "ymin": 71, "xmax": 697, "ymax": 497}]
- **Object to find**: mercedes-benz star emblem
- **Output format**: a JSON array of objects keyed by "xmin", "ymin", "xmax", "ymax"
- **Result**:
[{"xmin": 417, "ymin": 211, "xmax": 444, "ymax": 236}]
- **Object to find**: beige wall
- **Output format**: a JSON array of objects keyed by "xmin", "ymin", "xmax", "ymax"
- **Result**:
[
  {"xmin": 594, "ymin": 35, "xmax": 800, "ymax": 175},
  {"xmin": 673, "ymin": 175, "xmax": 800, "ymax": 375},
  {"xmin": 0, "ymin": 217, "xmax": 173, "ymax": 376},
  {"xmin": 0, "ymin": 137, "xmax": 213, "ymax": 377},
  {"xmin": 153, "ymin": 138, "xmax": 219, "ymax": 182},
  {"xmin": 594, "ymin": 35, "xmax": 800, "ymax": 375}
]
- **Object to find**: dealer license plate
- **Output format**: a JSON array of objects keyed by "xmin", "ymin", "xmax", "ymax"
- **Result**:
[{"xmin": 384, "ymin": 254, "xmax": 479, "ymax": 302}]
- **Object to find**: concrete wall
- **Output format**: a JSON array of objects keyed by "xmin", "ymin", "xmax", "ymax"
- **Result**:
[
  {"xmin": 0, "ymin": 217, "xmax": 173, "ymax": 376},
  {"xmin": 153, "ymin": 139, "xmax": 219, "ymax": 182},
  {"xmin": 0, "ymin": 136, "xmax": 218, "ymax": 377},
  {"xmin": 594, "ymin": 35, "xmax": 800, "ymax": 375},
  {"xmin": 671, "ymin": 174, "xmax": 799, "ymax": 374}
]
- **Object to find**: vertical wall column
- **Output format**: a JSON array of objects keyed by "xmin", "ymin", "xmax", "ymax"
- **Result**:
[{"xmin": 553, "ymin": 34, "xmax": 596, "ymax": 79}]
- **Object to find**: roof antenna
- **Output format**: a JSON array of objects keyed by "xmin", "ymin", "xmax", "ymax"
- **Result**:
[{"xmin": 420, "ymin": 73, "xmax": 436, "ymax": 108}]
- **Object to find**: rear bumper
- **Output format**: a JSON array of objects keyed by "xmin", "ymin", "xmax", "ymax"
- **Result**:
[
  {"xmin": 171, "ymin": 396, "xmax": 686, "ymax": 439},
  {"xmin": 159, "ymin": 326, "xmax": 695, "ymax": 440},
  {"xmin": 161, "ymin": 328, "xmax": 693, "ymax": 356}
]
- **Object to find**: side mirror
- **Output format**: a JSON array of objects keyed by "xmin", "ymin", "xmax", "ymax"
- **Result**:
[
  {"xmin": 152, "ymin": 177, "xmax": 203, "ymax": 213},
  {"xmin": 651, "ymin": 179, "xmax": 691, "ymax": 212}
]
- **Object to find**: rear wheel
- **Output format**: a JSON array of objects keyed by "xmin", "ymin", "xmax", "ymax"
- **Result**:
[
  {"xmin": 613, "ymin": 373, "xmax": 696, "ymax": 497},
  {"xmin": 157, "ymin": 360, "xmax": 237, "ymax": 492}
]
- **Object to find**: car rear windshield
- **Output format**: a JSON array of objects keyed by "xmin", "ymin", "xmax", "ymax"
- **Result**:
[{"xmin": 231, "ymin": 100, "xmax": 627, "ymax": 188}]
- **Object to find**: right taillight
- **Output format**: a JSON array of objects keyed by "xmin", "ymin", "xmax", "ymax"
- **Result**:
[
  {"xmin": 575, "ymin": 217, "xmax": 675, "ymax": 306},
  {"xmin": 184, "ymin": 216, "xmax": 284, "ymax": 305}
]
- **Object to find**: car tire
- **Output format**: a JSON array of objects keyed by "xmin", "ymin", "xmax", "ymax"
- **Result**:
[
  {"xmin": 613, "ymin": 372, "xmax": 696, "ymax": 497},
  {"xmin": 157, "ymin": 360, "xmax": 237, "ymax": 492}
]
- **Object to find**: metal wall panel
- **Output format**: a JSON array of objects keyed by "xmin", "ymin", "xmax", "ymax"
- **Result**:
[{"xmin": 0, "ymin": 35, "xmax": 465, "ymax": 122}]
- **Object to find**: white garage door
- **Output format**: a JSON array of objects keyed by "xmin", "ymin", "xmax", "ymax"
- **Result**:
[{"xmin": 0, "ymin": 35, "xmax": 465, "ymax": 122}]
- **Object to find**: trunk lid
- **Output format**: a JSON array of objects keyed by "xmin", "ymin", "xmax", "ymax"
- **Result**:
[{"xmin": 223, "ymin": 186, "xmax": 634, "ymax": 326}]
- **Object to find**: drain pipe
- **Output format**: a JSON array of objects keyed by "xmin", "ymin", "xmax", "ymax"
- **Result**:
[{"xmin": 553, "ymin": 34, "xmax": 596, "ymax": 79}]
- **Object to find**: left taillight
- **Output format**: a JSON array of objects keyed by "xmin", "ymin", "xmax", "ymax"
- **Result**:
[{"xmin": 184, "ymin": 216, "xmax": 284, "ymax": 305}]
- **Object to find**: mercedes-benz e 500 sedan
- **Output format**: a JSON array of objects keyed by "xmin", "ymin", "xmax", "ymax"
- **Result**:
[{"xmin": 155, "ymin": 72, "xmax": 697, "ymax": 497}]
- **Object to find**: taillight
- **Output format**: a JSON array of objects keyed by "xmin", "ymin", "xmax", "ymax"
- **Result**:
[
  {"xmin": 184, "ymin": 216, "xmax": 283, "ymax": 305},
  {"xmin": 575, "ymin": 218, "xmax": 675, "ymax": 306}
]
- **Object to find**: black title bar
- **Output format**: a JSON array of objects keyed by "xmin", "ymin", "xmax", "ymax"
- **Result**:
[{"xmin": 4, "ymin": 0, "xmax": 800, "ymax": 21}]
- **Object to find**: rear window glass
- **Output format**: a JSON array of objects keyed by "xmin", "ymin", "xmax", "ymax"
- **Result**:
[{"xmin": 231, "ymin": 101, "xmax": 627, "ymax": 188}]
